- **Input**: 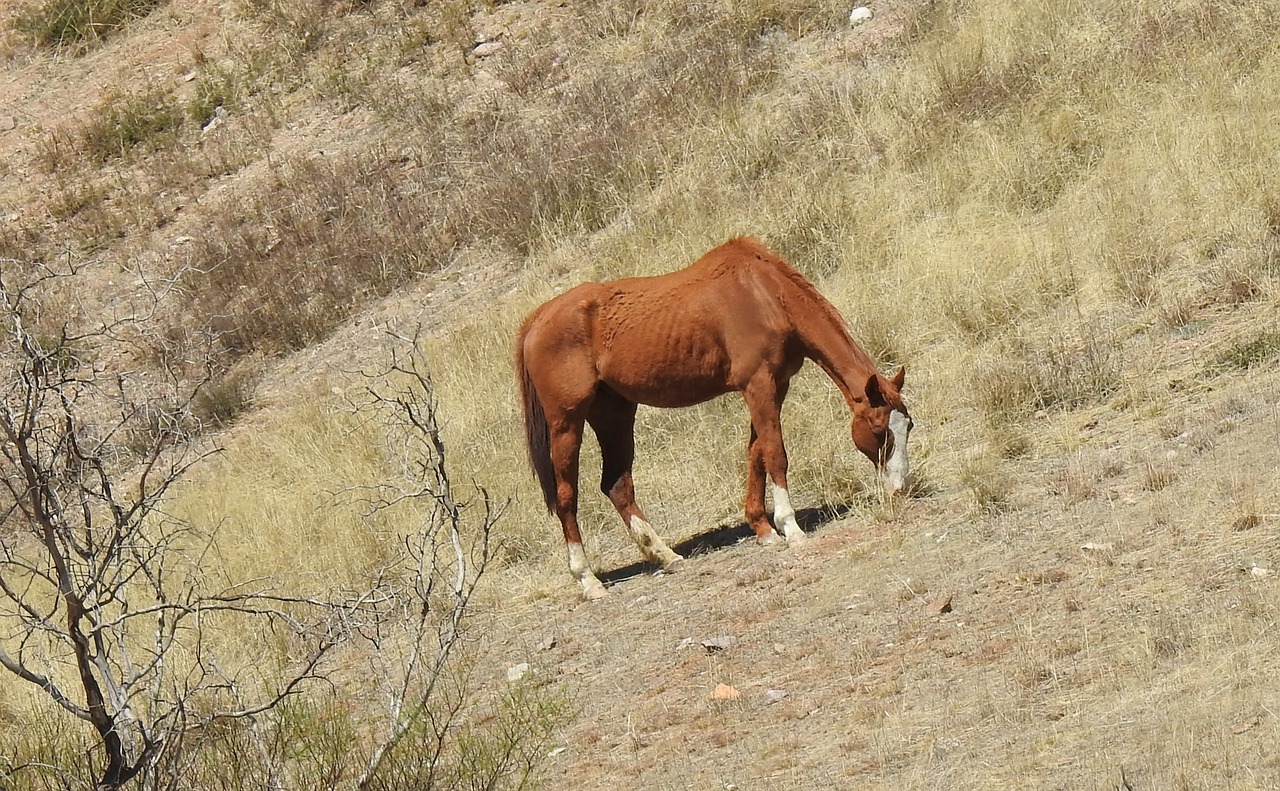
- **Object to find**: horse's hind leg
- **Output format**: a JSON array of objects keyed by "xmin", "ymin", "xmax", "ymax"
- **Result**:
[
  {"xmin": 588, "ymin": 393, "xmax": 684, "ymax": 571},
  {"xmin": 548, "ymin": 415, "xmax": 609, "ymax": 600}
]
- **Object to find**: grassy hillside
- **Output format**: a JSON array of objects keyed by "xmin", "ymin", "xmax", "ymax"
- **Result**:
[{"xmin": 3, "ymin": 0, "xmax": 1280, "ymax": 788}]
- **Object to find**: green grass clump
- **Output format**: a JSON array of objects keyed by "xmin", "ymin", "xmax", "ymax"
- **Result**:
[
  {"xmin": 80, "ymin": 87, "xmax": 185, "ymax": 162},
  {"xmin": 1207, "ymin": 330, "xmax": 1280, "ymax": 374},
  {"xmin": 13, "ymin": 0, "xmax": 164, "ymax": 49}
]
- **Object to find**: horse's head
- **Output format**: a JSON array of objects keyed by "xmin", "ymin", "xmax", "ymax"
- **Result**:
[{"xmin": 851, "ymin": 366, "xmax": 911, "ymax": 496}]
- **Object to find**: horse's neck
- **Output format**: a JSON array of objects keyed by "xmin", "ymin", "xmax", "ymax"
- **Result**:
[{"xmin": 789, "ymin": 289, "xmax": 878, "ymax": 408}]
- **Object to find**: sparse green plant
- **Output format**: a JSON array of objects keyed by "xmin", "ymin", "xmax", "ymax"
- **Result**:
[
  {"xmin": 240, "ymin": 0, "xmax": 332, "ymax": 57},
  {"xmin": 188, "ymin": 63, "xmax": 244, "ymax": 128},
  {"xmin": 1206, "ymin": 330, "xmax": 1280, "ymax": 374},
  {"xmin": 45, "ymin": 170, "xmax": 107, "ymax": 220},
  {"xmin": 12, "ymin": 0, "xmax": 164, "ymax": 49},
  {"xmin": 80, "ymin": 86, "xmax": 185, "ymax": 162},
  {"xmin": 361, "ymin": 681, "xmax": 569, "ymax": 791}
]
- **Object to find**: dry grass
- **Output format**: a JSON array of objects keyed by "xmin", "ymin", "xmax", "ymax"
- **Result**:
[{"xmin": 4, "ymin": 0, "xmax": 1280, "ymax": 787}]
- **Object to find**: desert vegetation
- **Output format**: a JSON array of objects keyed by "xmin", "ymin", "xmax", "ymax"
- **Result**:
[{"xmin": 2, "ymin": 0, "xmax": 1279, "ymax": 788}]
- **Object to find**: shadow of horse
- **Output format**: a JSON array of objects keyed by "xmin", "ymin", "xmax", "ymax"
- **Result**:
[{"xmin": 597, "ymin": 502, "xmax": 855, "ymax": 588}]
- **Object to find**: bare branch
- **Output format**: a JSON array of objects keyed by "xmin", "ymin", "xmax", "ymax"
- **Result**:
[
  {"xmin": 347, "ymin": 327, "xmax": 505, "ymax": 790},
  {"xmin": 0, "ymin": 262, "xmax": 365, "ymax": 789}
]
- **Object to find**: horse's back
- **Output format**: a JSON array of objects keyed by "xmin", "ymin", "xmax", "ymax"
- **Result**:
[{"xmin": 520, "ymin": 237, "xmax": 806, "ymax": 408}]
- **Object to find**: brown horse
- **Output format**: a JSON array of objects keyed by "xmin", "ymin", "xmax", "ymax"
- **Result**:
[{"xmin": 516, "ymin": 237, "xmax": 911, "ymax": 599}]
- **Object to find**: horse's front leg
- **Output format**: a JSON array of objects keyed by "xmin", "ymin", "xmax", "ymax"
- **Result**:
[
  {"xmin": 743, "ymin": 377, "xmax": 805, "ymax": 546},
  {"xmin": 744, "ymin": 424, "xmax": 779, "ymax": 544},
  {"xmin": 549, "ymin": 418, "xmax": 609, "ymax": 600}
]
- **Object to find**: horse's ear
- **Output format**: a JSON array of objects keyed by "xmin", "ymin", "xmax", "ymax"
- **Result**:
[
  {"xmin": 891, "ymin": 366, "xmax": 906, "ymax": 391},
  {"xmin": 865, "ymin": 374, "xmax": 887, "ymax": 407}
]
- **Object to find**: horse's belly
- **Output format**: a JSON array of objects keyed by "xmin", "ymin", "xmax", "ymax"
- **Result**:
[{"xmin": 598, "ymin": 354, "xmax": 734, "ymax": 408}]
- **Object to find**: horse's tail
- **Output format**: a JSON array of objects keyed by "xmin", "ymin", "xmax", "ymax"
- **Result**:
[{"xmin": 516, "ymin": 320, "xmax": 558, "ymax": 513}]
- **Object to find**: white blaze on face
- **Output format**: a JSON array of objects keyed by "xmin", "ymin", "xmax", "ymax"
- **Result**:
[{"xmin": 883, "ymin": 409, "xmax": 910, "ymax": 494}]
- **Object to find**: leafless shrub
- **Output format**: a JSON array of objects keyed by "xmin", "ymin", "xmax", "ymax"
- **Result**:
[
  {"xmin": 1, "ymin": 272, "xmax": 561, "ymax": 789},
  {"xmin": 0, "ymin": 263, "xmax": 357, "ymax": 790},
  {"xmin": 343, "ymin": 330, "xmax": 567, "ymax": 791}
]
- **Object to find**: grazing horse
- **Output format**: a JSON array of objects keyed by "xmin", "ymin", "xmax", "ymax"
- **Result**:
[{"xmin": 515, "ymin": 237, "xmax": 911, "ymax": 599}]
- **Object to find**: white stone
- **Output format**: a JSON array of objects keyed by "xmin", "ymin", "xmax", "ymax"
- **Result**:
[
  {"xmin": 849, "ymin": 6, "xmax": 873, "ymax": 26},
  {"xmin": 472, "ymin": 41, "xmax": 505, "ymax": 58}
]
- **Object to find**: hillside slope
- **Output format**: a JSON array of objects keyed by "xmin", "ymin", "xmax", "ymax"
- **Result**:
[{"xmin": 3, "ymin": 0, "xmax": 1280, "ymax": 789}]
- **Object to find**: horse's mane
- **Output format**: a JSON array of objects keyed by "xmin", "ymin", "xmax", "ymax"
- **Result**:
[{"xmin": 725, "ymin": 237, "xmax": 882, "ymax": 379}]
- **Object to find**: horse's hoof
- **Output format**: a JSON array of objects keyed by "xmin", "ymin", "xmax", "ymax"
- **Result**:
[
  {"xmin": 756, "ymin": 530, "xmax": 782, "ymax": 546},
  {"xmin": 663, "ymin": 557, "xmax": 686, "ymax": 574},
  {"xmin": 784, "ymin": 529, "xmax": 807, "ymax": 547},
  {"xmin": 583, "ymin": 582, "xmax": 609, "ymax": 600}
]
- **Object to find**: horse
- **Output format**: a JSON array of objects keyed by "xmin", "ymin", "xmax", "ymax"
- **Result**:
[{"xmin": 515, "ymin": 237, "xmax": 911, "ymax": 599}]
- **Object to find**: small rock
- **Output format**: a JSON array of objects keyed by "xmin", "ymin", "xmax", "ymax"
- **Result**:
[
  {"xmin": 702, "ymin": 635, "xmax": 739, "ymax": 653},
  {"xmin": 772, "ymin": 642, "xmax": 787, "ymax": 655},
  {"xmin": 676, "ymin": 637, "xmax": 694, "ymax": 650},
  {"xmin": 547, "ymin": 746, "xmax": 568, "ymax": 758},
  {"xmin": 1081, "ymin": 541, "xmax": 1114, "ymax": 553},
  {"xmin": 765, "ymin": 689, "xmax": 789, "ymax": 704},
  {"xmin": 1232, "ymin": 713, "xmax": 1261, "ymax": 734},
  {"xmin": 711, "ymin": 683, "xmax": 741, "ymax": 701},
  {"xmin": 472, "ymin": 40, "xmax": 505, "ymax": 58},
  {"xmin": 505, "ymin": 662, "xmax": 531, "ymax": 682},
  {"xmin": 924, "ymin": 594, "xmax": 953, "ymax": 615},
  {"xmin": 538, "ymin": 636, "xmax": 557, "ymax": 651},
  {"xmin": 201, "ymin": 106, "xmax": 227, "ymax": 136},
  {"xmin": 1250, "ymin": 565, "xmax": 1273, "ymax": 579},
  {"xmin": 0, "ymin": 115, "xmax": 16, "ymax": 132},
  {"xmin": 849, "ymin": 6, "xmax": 873, "ymax": 26}
]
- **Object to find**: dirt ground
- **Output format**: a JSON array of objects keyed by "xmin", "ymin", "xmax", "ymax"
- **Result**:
[{"xmin": 479, "ymin": 298, "xmax": 1280, "ymax": 790}]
